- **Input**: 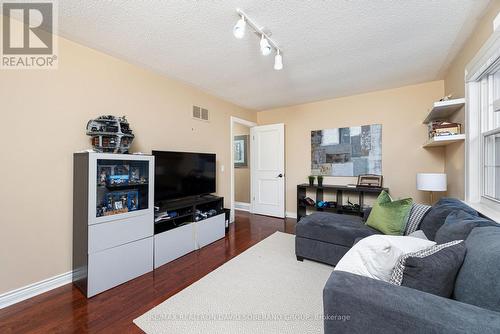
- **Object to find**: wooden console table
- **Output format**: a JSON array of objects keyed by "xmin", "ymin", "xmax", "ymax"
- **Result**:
[{"xmin": 296, "ymin": 184, "xmax": 388, "ymax": 221}]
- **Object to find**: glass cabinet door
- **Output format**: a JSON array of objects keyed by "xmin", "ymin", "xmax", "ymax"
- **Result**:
[{"xmin": 95, "ymin": 159, "xmax": 149, "ymax": 217}]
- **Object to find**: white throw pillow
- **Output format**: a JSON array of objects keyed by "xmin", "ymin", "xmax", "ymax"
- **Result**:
[
  {"xmin": 408, "ymin": 230, "xmax": 429, "ymax": 240},
  {"xmin": 334, "ymin": 235, "xmax": 436, "ymax": 282}
]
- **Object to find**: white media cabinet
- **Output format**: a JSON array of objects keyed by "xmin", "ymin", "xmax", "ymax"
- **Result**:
[
  {"xmin": 73, "ymin": 152, "xmax": 155, "ymax": 297},
  {"xmin": 153, "ymin": 196, "xmax": 225, "ymax": 268},
  {"xmin": 73, "ymin": 152, "xmax": 226, "ymax": 297}
]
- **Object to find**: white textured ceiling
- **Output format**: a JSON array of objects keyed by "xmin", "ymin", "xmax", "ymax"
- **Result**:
[{"xmin": 59, "ymin": 1, "xmax": 490, "ymax": 110}]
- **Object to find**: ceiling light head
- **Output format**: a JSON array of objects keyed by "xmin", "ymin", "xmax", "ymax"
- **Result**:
[
  {"xmin": 233, "ymin": 16, "xmax": 246, "ymax": 39},
  {"xmin": 260, "ymin": 35, "xmax": 272, "ymax": 56},
  {"xmin": 274, "ymin": 50, "xmax": 283, "ymax": 70}
]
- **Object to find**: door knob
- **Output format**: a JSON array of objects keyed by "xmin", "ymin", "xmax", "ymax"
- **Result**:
[{"xmin": 277, "ymin": 173, "xmax": 283, "ymax": 178}]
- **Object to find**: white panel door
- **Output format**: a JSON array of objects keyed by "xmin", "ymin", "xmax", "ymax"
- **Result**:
[{"xmin": 251, "ymin": 124, "xmax": 285, "ymax": 218}]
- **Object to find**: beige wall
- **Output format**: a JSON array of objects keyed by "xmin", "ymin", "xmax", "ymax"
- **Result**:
[
  {"xmin": 443, "ymin": 2, "xmax": 500, "ymax": 199},
  {"xmin": 234, "ymin": 123, "xmax": 251, "ymax": 203},
  {"xmin": 258, "ymin": 81, "xmax": 446, "ymax": 214},
  {"xmin": 0, "ymin": 33, "xmax": 256, "ymax": 294}
]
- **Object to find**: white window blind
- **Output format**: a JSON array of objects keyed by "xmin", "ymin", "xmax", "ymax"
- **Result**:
[
  {"xmin": 482, "ymin": 71, "xmax": 500, "ymax": 201},
  {"xmin": 478, "ymin": 68, "xmax": 500, "ymax": 204}
]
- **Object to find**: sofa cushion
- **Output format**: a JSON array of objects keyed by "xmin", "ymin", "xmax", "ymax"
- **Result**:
[
  {"xmin": 334, "ymin": 235, "xmax": 435, "ymax": 282},
  {"xmin": 366, "ymin": 191, "xmax": 413, "ymax": 235},
  {"xmin": 419, "ymin": 198, "xmax": 478, "ymax": 240},
  {"xmin": 296, "ymin": 212, "xmax": 379, "ymax": 247},
  {"xmin": 435, "ymin": 211, "xmax": 497, "ymax": 244},
  {"xmin": 454, "ymin": 226, "xmax": 500, "ymax": 312},
  {"xmin": 404, "ymin": 203, "xmax": 432, "ymax": 235},
  {"xmin": 390, "ymin": 240, "xmax": 466, "ymax": 298}
]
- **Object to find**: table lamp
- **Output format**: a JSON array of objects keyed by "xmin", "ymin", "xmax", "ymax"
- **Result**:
[{"xmin": 417, "ymin": 173, "xmax": 447, "ymax": 204}]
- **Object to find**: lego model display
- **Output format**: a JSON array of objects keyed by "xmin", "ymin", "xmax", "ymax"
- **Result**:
[
  {"xmin": 86, "ymin": 115, "xmax": 135, "ymax": 153},
  {"xmin": 97, "ymin": 190, "xmax": 139, "ymax": 217},
  {"xmin": 96, "ymin": 159, "xmax": 149, "ymax": 217},
  {"xmin": 97, "ymin": 164, "xmax": 147, "ymax": 187}
]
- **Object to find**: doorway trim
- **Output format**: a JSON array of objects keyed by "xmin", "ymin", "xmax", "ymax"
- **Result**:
[{"xmin": 230, "ymin": 116, "xmax": 257, "ymax": 223}]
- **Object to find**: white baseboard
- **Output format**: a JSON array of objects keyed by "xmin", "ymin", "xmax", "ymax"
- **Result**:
[
  {"xmin": 0, "ymin": 271, "xmax": 73, "ymax": 309},
  {"xmin": 286, "ymin": 211, "xmax": 297, "ymax": 219},
  {"xmin": 235, "ymin": 202, "xmax": 251, "ymax": 212}
]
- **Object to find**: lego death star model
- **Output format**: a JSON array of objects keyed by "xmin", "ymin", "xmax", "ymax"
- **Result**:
[{"xmin": 86, "ymin": 115, "xmax": 134, "ymax": 153}]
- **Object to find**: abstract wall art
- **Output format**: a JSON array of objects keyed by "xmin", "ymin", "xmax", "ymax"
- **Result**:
[{"xmin": 311, "ymin": 124, "xmax": 382, "ymax": 176}]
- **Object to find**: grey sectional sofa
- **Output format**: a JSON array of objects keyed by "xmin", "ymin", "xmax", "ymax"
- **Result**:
[
  {"xmin": 295, "ymin": 211, "xmax": 378, "ymax": 265},
  {"xmin": 296, "ymin": 199, "xmax": 500, "ymax": 334}
]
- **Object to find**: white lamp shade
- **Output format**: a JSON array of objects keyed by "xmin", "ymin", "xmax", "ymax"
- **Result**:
[{"xmin": 416, "ymin": 173, "xmax": 447, "ymax": 191}]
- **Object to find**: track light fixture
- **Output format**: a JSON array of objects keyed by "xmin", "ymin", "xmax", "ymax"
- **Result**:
[
  {"xmin": 233, "ymin": 15, "xmax": 246, "ymax": 39},
  {"xmin": 260, "ymin": 35, "xmax": 272, "ymax": 56},
  {"xmin": 274, "ymin": 50, "xmax": 283, "ymax": 70},
  {"xmin": 233, "ymin": 9, "xmax": 283, "ymax": 70}
]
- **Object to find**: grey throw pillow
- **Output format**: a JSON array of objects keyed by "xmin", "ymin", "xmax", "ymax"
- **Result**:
[
  {"xmin": 390, "ymin": 240, "xmax": 466, "ymax": 298},
  {"xmin": 435, "ymin": 210, "xmax": 497, "ymax": 244},
  {"xmin": 419, "ymin": 198, "xmax": 478, "ymax": 240}
]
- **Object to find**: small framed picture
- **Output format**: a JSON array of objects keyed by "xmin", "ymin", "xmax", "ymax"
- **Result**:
[
  {"xmin": 234, "ymin": 135, "xmax": 249, "ymax": 168},
  {"xmin": 357, "ymin": 174, "xmax": 383, "ymax": 188}
]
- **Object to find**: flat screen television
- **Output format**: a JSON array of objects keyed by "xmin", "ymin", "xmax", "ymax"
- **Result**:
[{"xmin": 153, "ymin": 150, "xmax": 216, "ymax": 202}]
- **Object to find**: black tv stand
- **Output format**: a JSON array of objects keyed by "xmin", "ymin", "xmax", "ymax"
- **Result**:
[
  {"xmin": 200, "ymin": 194, "xmax": 218, "ymax": 199},
  {"xmin": 154, "ymin": 195, "xmax": 224, "ymax": 234}
]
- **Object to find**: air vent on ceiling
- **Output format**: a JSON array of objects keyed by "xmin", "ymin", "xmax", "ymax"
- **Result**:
[{"xmin": 193, "ymin": 105, "xmax": 209, "ymax": 121}]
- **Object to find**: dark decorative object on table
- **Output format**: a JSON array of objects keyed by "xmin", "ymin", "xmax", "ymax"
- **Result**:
[
  {"xmin": 341, "ymin": 199, "xmax": 360, "ymax": 213},
  {"xmin": 86, "ymin": 115, "xmax": 134, "ymax": 153},
  {"xmin": 317, "ymin": 175, "xmax": 324, "ymax": 187},
  {"xmin": 302, "ymin": 197, "xmax": 316, "ymax": 207},
  {"xmin": 317, "ymin": 200, "xmax": 336, "ymax": 209},
  {"xmin": 357, "ymin": 174, "xmax": 383, "ymax": 188},
  {"xmin": 308, "ymin": 175, "xmax": 316, "ymax": 186}
]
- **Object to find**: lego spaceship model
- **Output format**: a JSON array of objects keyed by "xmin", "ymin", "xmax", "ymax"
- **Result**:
[{"xmin": 86, "ymin": 115, "xmax": 134, "ymax": 153}]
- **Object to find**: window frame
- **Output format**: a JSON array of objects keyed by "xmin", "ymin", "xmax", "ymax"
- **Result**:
[
  {"xmin": 465, "ymin": 29, "xmax": 500, "ymax": 213},
  {"xmin": 482, "ymin": 128, "xmax": 500, "ymax": 204}
]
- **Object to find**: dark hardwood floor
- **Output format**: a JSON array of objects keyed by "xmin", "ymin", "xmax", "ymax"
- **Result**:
[{"xmin": 0, "ymin": 212, "xmax": 296, "ymax": 334}]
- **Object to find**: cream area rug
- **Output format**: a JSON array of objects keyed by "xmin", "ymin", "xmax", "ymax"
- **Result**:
[{"xmin": 134, "ymin": 232, "xmax": 333, "ymax": 334}]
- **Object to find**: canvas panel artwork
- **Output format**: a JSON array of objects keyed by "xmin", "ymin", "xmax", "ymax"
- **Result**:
[{"xmin": 311, "ymin": 124, "xmax": 382, "ymax": 176}]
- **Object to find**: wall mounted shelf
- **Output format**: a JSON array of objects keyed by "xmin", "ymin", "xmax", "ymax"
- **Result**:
[
  {"xmin": 423, "ymin": 134, "xmax": 466, "ymax": 148},
  {"xmin": 423, "ymin": 98, "xmax": 465, "ymax": 124}
]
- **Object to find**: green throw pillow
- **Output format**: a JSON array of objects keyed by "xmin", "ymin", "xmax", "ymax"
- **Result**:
[{"xmin": 366, "ymin": 191, "xmax": 413, "ymax": 235}]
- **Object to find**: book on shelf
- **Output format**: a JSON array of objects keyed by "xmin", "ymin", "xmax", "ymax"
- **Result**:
[{"xmin": 427, "ymin": 121, "xmax": 462, "ymax": 139}]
